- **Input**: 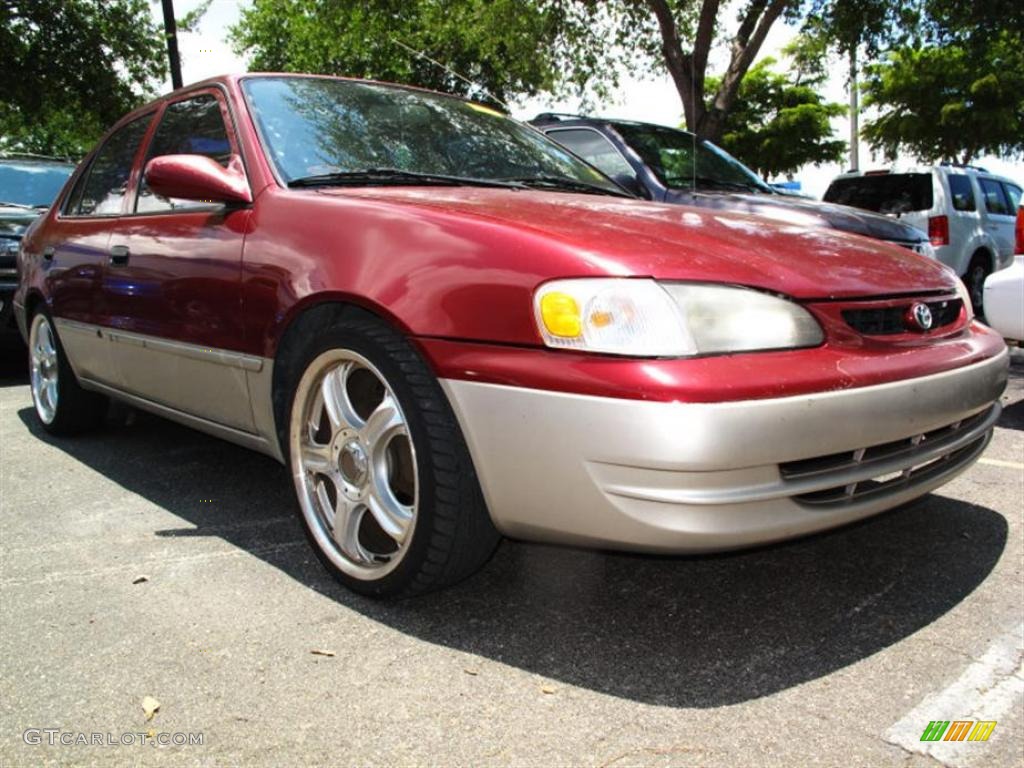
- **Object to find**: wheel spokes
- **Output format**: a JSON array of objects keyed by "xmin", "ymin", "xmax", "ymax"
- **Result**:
[
  {"xmin": 367, "ymin": 484, "xmax": 414, "ymax": 543},
  {"xmin": 360, "ymin": 394, "xmax": 402, "ymax": 447},
  {"xmin": 321, "ymin": 362, "xmax": 363, "ymax": 433},
  {"xmin": 41, "ymin": 324, "xmax": 56, "ymax": 356},
  {"xmin": 294, "ymin": 350, "xmax": 418, "ymax": 575},
  {"xmin": 301, "ymin": 443, "xmax": 334, "ymax": 474},
  {"xmin": 45, "ymin": 379, "xmax": 58, "ymax": 410},
  {"xmin": 315, "ymin": 475, "xmax": 369, "ymax": 564},
  {"xmin": 30, "ymin": 317, "xmax": 59, "ymax": 423}
]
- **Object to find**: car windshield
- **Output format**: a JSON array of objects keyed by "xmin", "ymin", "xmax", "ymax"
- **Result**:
[
  {"xmin": 242, "ymin": 76, "xmax": 625, "ymax": 195},
  {"xmin": 824, "ymin": 174, "xmax": 934, "ymax": 214},
  {"xmin": 610, "ymin": 123, "xmax": 771, "ymax": 193},
  {"xmin": 0, "ymin": 160, "xmax": 74, "ymax": 208}
]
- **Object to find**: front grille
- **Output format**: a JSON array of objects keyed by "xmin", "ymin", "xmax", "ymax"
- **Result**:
[
  {"xmin": 780, "ymin": 405, "xmax": 997, "ymax": 508},
  {"xmin": 0, "ymin": 237, "xmax": 20, "ymax": 281},
  {"xmin": 842, "ymin": 298, "xmax": 962, "ymax": 335}
]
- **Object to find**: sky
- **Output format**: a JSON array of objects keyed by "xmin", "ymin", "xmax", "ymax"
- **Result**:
[{"xmin": 152, "ymin": 0, "xmax": 1023, "ymax": 199}]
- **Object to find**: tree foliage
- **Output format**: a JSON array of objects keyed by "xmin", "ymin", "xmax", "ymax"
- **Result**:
[
  {"xmin": 229, "ymin": 0, "xmax": 566, "ymax": 108},
  {"xmin": 0, "ymin": 0, "xmax": 166, "ymax": 157},
  {"xmin": 862, "ymin": 35, "xmax": 1024, "ymax": 164},
  {"xmin": 231, "ymin": 0, "xmax": 812, "ymax": 142},
  {"xmin": 797, "ymin": 0, "xmax": 922, "ymax": 54},
  {"xmin": 923, "ymin": 0, "xmax": 1024, "ymax": 47},
  {"xmin": 709, "ymin": 55, "xmax": 846, "ymax": 177},
  {"xmin": 227, "ymin": 0, "xmax": 1024, "ymax": 166}
]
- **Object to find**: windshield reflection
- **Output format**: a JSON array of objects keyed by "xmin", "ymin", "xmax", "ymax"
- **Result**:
[
  {"xmin": 0, "ymin": 161, "xmax": 74, "ymax": 208},
  {"xmin": 242, "ymin": 76, "xmax": 622, "ymax": 194},
  {"xmin": 612, "ymin": 123, "xmax": 771, "ymax": 194}
]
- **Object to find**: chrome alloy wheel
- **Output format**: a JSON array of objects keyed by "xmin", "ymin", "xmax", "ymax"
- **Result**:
[
  {"xmin": 29, "ymin": 313, "xmax": 59, "ymax": 424},
  {"xmin": 290, "ymin": 349, "xmax": 418, "ymax": 579}
]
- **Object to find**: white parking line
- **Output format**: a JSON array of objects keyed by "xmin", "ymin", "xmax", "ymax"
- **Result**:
[
  {"xmin": 884, "ymin": 628, "xmax": 1024, "ymax": 768},
  {"xmin": 978, "ymin": 457, "xmax": 1024, "ymax": 470}
]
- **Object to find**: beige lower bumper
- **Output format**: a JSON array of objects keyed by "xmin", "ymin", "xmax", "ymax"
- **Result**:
[{"xmin": 440, "ymin": 350, "xmax": 1009, "ymax": 552}]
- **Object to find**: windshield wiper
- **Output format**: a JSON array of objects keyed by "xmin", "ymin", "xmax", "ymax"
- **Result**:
[
  {"xmin": 500, "ymin": 175, "xmax": 633, "ymax": 198},
  {"xmin": 669, "ymin": 176, "xmax": 763, "ymax": 193},
  {"xmin": 288, "ymin": 168, "xmax": 525, "ymax": 190}
]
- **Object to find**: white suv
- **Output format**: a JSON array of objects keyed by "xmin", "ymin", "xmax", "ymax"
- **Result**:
[{"xmin": 824, "ymin": 166, "xmax": 1022, "ymax": 314}]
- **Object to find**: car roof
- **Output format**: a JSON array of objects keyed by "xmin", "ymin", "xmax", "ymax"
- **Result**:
[
  {"xmin": 93, "ymin": 72, "xmax": 516, "ymax": 159},
  {"xmin": 0, "ymin": 153, "xmax": 76, "ymax": 167},
  {"xmin": 831, "ymin": 166, "xmax": 1018, "ymax": 185},
  {"xmin": 113, "ymin": 72, "xmax": 509, "ymax": 128},
  {"xmin": 531, "ymin": 115, "xmax": 702, "ymax": 145}
]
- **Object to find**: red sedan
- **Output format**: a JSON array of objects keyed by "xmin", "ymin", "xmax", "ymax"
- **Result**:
[{"xmin": 14, "ymin": 74, "xmax": 1008, "ymax": 597}]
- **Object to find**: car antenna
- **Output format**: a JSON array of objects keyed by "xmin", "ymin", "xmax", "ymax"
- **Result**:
[{"xmin": 391, "ymin": 37, "xmax": 512, "ymax": 112}]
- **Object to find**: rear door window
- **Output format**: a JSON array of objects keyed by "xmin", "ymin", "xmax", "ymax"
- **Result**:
[
  {"xmin": 545, "ymin": 129, "xmax": 635, "ymax": 178},
  {"xmin": 67, "ymin": 115, "xmax": 153, "ymax": 216},
  {"xmin": 979, "ymin": 177, "xmax": 1012, "ymax": 215},
  {"xmin": 946, "ymin": 174, "xmax": 976, "ymax": 212},
  {"xmin": 136, "ymin": 93, "xmax": 234, "ymax": 213},
  {"xmin": 1002, "ymin": 183, "xmax": 1021, "ymax": 211},
  {"xmin": 823, "ymin": 174, "xmax": 934, "ymax": 214}
]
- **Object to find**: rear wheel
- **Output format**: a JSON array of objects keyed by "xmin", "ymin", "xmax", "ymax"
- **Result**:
[
  {"xmin": 285, "ymin": 311, "xmax": 499, "ymax": 597},
  {"xmin": 964, "ymin": 253, "xmax": 990, "ymax": 318},
  {"xmin": 28, "ymin": 310, "xmax": 107, "ymax": 435}
]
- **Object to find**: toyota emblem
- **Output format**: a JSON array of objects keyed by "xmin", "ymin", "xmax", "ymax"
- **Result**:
[{"xmin": 908, "ymin": 302, "xmax": 934, "ymax": 331}]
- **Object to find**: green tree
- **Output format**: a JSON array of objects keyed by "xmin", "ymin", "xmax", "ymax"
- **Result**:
[
  {"xmin": 798, "ymin": 0, "xmax": 923, "ymax": 57},
  {"xmin": 231, "ymin": 0, "xmax": 830, "ymax": 142},
  {"xmin": 237, "ymin": 1, "xmax": 976, "ymax": 145},
  {"xmin": 0, "ymin": 0, "xmax": 167, "ymax": 157},
  {"xmin": 708, "ymin": 56, "xmax": 846, "ymax": 178},
  {"xmin": 861, "ymin": 35, "xmax": 1024, "ymax": 164},
  {"xmin": 229, "ymin": 0, "xmax": 563, "ymax": 108},
  {"xmin": 924, "ymin": 0, "xmax": 1024, "ymax": 47}
]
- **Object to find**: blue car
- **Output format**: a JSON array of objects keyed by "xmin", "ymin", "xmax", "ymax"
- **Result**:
[{"xmin": 0, "ymin": 155, "xmax": 75, "ymax": 337}]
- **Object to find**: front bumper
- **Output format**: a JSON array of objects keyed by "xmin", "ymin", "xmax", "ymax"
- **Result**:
[{"xmin": 441, "ymin": 350, "xmax": 1008, "ymax": 552}]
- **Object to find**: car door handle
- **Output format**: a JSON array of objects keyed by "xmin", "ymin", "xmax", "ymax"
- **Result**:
[
  {"xmin": 43, "ymin": 246, "xmax": 55, "ymax": 261},
  {"xmin": 109, "ymin": 245, "xmax": 130, "ymax": 266}
]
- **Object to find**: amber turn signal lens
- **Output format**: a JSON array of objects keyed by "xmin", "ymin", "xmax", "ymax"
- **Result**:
[{"xmin": 539, "ymin": 291, "xmax": 582, "ymax": 337}]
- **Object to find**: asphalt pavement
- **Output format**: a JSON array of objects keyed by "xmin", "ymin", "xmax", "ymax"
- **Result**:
[{"xmin": 1, "ymin": 343, "xmax": 1022, "ymax": 767}]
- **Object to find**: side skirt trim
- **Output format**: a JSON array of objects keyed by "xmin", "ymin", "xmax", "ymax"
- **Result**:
[{"xmin": 79, "ymin": 376, "xmax": 285, "ymax": 463}]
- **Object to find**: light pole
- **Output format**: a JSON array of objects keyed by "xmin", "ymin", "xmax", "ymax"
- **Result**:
[
  {"xmin": 160, "ymin": 0, "xmax": 183, "ymax": 90},
  {"xmin": 848, "ymin": 46, "xmax": 859, "ymax": 172}
]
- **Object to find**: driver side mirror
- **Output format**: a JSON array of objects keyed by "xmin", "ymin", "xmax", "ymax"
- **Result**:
[{"xmin": 144, "ymin": 154, "xmax": 252, "ymax": 205}]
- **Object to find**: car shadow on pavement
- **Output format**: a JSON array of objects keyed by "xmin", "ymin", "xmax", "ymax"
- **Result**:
[
  {"xmin": 17, "ymin": 407, "xmax": 1008, "ymax": 709},
  {"xmin": 997, "ymin": 351, "xmax": 1024, "ymax": 430},
  {"xmin": 0, "ymin": 341, "xmax": 27, "ymax": 386}
]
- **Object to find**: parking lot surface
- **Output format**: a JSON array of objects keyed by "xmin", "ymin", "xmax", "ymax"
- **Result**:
[{"xmin": 1, "ymin": 347, "xmax": 1022, "ymax": 767}]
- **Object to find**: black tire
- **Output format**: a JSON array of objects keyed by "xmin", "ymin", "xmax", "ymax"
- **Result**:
[
  {"xmin": 964, "ymin": 253, "xmax": 990, "ymax": 319},
  {"xmin": 280, "ymin": 307, "xmax": 500, "ymax": 598},
  {"xmin": 27, "ymin": 309, "xmax": 108, "ymax": 436}
]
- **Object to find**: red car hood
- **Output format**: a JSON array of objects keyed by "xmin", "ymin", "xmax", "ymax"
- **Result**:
[{"xmin": 325, "ymin": 188, "xmax": 957, "ymax": 299}]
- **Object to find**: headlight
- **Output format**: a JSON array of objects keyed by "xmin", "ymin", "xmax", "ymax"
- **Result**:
[
  {"xmin": 533, "ymin": 278, "xmax": 823, "ymax": 357},
  {"xmin": 954, "ymin": 277, "xmax": 975, "ymax": 323}
]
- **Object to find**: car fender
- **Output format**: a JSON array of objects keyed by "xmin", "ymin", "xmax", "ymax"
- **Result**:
[{"xmin": 952, "ymin": 228, "xmax": 999, "ymax": 275}]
